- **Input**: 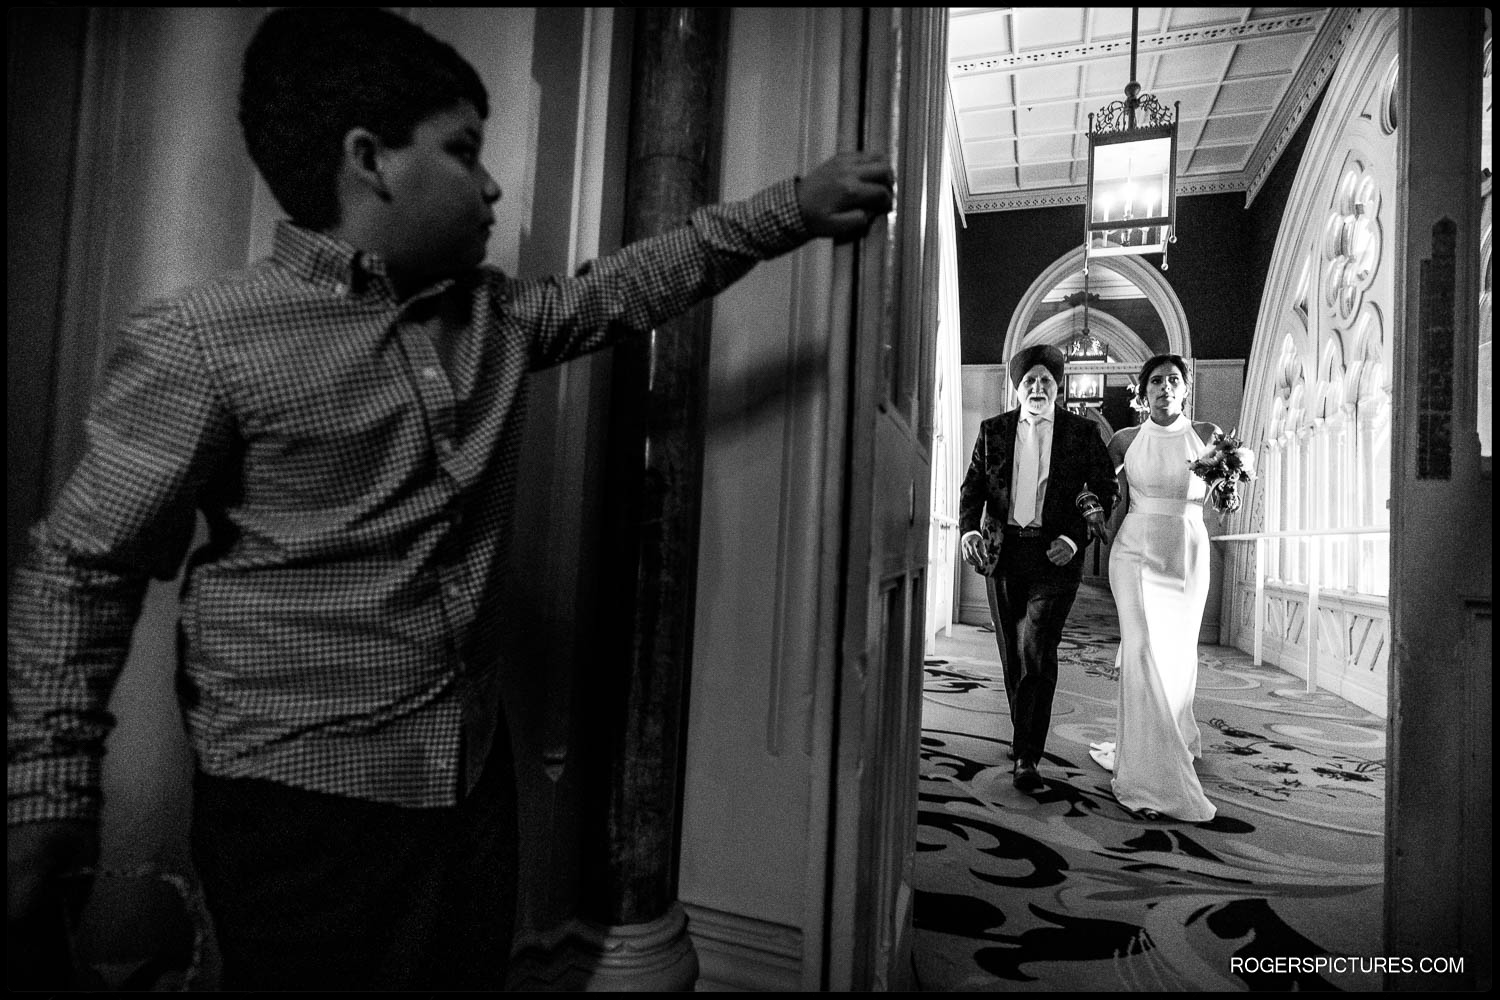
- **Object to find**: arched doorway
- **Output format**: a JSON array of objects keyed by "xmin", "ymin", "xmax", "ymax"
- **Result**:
[
  {"xmin": 1001, "ymin": 249, "xmax": 1196, "ymax": 437},
  {"xmin": 955, "ymin": 247, "xmax": 1197, "ymax": 607},
  {"xmin": 1005, "ymin": 247, "xmax": 1192, "ymax": 361}
]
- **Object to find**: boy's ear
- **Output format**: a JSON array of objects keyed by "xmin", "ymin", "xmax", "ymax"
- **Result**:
[{"xmin": 342, "ymin": 127, "xmax": 391, "ymax": 201}]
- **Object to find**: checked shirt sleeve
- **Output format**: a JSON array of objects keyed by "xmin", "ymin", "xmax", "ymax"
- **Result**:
[
  {"xmin": 504, "ymin": 178, "xmax": 810, "ymax": 370},
  {"xmin": 8, "ymin": 299, "xmax": 233, "ymax": 826}
]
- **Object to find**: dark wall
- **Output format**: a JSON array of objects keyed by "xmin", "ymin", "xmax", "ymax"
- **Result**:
[
  {"xmin": 1162, "ymin": 191, "xmax": 1261, "ymax": 361},
  {"xmin": 956, "ymin": 89, "xmax": 1327, "ymax": 370},
  {"xmin": 954, "ymin": 201, "xmax": 1085, "ymax": 364}
]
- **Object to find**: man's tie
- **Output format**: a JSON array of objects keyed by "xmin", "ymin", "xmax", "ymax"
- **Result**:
[{"xmin": 1013, "ymin": 417, "xmax": 1040, "ymax": 526}]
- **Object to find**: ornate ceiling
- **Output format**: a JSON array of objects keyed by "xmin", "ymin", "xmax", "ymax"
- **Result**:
[{"xmin": 946, "ymin": 7, "xmax": 1361, "ymax": 214}]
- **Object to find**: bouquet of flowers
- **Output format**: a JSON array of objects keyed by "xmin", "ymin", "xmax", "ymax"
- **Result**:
[{"xmin": 1188, "ymin": 428, "xmax": 1256, "ymax": 517}]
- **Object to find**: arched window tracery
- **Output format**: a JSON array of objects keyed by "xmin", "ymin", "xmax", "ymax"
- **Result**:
[{"xmin": 1267, "ymin": 162, "xmax": 1391, "ymax": 597}]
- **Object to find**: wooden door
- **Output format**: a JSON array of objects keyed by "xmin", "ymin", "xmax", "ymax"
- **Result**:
[
  {"xmin": 823, "ymin": 7, "xmax": 947, "ymax": 991},
  {"xmin": 1386, "ymin": 8, "xmax": 1492, "ymax": 990}
]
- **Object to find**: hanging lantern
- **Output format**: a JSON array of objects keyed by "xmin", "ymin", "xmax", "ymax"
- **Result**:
[
  {"xmin": 1064, "ymin": 269, "xmax": 1107, "ymax": 406},
  {"xmin": 1085, "ymin": 8, "xmax": 1180, "ymax": 270}
]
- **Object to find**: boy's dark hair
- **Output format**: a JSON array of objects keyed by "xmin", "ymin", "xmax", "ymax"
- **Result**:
[
  {"xmin": 240, "ymin": 8, "xmax": 489, "ymax": 230},
  {"xmin": 1134, "ymin": 353, "xmax": 1191, "ymax": 400}
]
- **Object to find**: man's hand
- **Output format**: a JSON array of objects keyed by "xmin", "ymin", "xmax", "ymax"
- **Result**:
[
  {"xmin": 796, "ymin": 151, "xmax": 895, "ymax": 243},
  {"xmin": 1046, "ymin": 538, "xmax": 1075, "ymax": 566},
  {"xmin": 960, "ymin": 530, "xmax": 987, "ymax": 569}
]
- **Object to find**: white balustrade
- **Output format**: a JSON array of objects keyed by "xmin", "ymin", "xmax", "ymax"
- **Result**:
[{"xmin": 1216, "ymin": 527, "xmax": 1389, "ymax": 697}]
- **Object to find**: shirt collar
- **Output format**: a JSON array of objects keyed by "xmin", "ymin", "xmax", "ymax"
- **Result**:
[
  {"xmin": 1021, "ymin": 406, "xmax": 1055, "ymax": 426},
  {"xmin": 270, "ymin": 220, "xmax": 399, "ymax": 298}
]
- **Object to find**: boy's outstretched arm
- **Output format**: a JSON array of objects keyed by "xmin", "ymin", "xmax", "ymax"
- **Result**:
[{"xmin": 517, "ymin": 150, "xmax": 897, "ymax": 370}]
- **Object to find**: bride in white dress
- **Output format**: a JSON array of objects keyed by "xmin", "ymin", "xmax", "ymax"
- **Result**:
[{"xmin": 1089, "ymin": 355, "xmax": 1217, "ymax": 822}]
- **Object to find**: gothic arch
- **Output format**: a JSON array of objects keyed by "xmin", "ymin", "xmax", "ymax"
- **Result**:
[
  {"xmin": 1240, "ymin": 8, "xmax": 1399, "ymax": 454},
  {"xmin": 1002, "ymin": 246, "xmax": 1192, "ymax": 363},
  {"xmin": 1221, "ymin": 6, "xmax": 1400, "ymax": 723}
]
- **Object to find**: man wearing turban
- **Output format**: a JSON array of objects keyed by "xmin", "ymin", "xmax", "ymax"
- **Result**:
[{"xmin": 957, "ymin": 344, "xmax": 1117, "ymax": 793}]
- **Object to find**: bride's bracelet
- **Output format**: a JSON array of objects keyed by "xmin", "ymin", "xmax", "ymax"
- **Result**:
[{"xmin": 1075, "ymin": 490, "xmax": 1104, "ymax": 519}]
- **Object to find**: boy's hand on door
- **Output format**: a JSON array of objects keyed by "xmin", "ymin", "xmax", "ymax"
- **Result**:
[{"xmin": 796, "ymin": 151, "xmax": 895, "ymax": 242}]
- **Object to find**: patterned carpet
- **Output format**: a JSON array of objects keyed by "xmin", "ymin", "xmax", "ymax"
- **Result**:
[{"xmin": 914, "ymin": 582, "xmax": 1386, "ymax": 992}]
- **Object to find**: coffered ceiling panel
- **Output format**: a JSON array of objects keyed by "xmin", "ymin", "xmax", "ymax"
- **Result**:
[
  {"xmin": 1211, "ymin": 76, "xmax": 1289, "ymax": 115},
  {"xmin": 1199, "ymin": 113, "xmax": 1264, "ymax": 144},
  {"xmin": 1015, "ymin": 64, "xmax": 1083, "ymax": 104},
  {"xmin": 948, "ymin": 7, "xmax": 1360, "ymax": 214}
]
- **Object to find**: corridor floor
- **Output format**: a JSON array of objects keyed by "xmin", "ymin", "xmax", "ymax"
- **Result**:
[{"xmin": 912, "ymin": 582, "xmax": 1386, "ymax": 991}]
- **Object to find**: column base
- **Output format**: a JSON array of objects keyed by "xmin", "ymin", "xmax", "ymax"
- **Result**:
[{"xmin": 508, "ymin": 903, "xmax": 699, "ymax": 992}]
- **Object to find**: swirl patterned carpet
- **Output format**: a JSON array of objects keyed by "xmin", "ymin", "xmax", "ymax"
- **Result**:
[{"xmin": 914, "ymin": 583, "xmax": 1386, "ymax": 992}]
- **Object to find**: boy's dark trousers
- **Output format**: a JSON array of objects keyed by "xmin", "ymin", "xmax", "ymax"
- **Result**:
[{"xmin": 192, "ymin": 737, "xmax": 518, "ymax": 991}]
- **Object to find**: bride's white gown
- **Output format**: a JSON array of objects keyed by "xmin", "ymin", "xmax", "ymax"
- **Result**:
[{"xmin": 1098, "ymin": 414, "xmax": 1216, "ymax": 821}]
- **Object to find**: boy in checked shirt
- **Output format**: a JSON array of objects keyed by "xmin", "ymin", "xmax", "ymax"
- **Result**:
[{"xmin": 8, "ymin": 7, "xmax": 893, "ymax": 990}]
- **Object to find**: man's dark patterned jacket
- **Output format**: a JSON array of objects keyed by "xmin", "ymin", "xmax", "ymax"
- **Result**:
[{"xmin": 958, "ymin": 405, "xmax": 1118, "ymax": 560}]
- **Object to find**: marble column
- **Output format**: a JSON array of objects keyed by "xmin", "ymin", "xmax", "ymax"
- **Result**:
[{"xmin": 581, "ymin": 7, "xmax": 726, "ymax": 991}]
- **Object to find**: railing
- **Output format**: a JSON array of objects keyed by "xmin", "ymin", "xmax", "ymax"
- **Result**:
[{"xmin": 1215, "ymin": 527, "xmax": 1389, "ymax": 695}]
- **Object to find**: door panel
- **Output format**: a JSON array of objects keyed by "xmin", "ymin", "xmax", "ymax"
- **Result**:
[
  {"xmin": 824, "ymin": 7, "xmax": 947, "ymax": 991},
  {"xmin": 1387, "ymin": 9, "xmax": 1491, "ymax": 990}
]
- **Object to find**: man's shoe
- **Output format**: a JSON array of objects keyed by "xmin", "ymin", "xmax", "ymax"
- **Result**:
[{"xmin": 1013, "ymin": 759, "xmax": 1044, "ymax": 793}]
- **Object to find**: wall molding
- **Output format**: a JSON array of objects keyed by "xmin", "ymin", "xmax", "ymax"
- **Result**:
[
  {"xmin": 964, "ymin": 186, "xmax": 1086, "ymax": 213},
  {"xmin": 950, "ymin": 13, "xmax": 1325, "ymax": 77},
  {"xmin": 766, "ymin": 4, "xmax": 838, "ymax": 761},
  {"xmin": 681, "ymin": 903, "xmax": 804, "ymax": 992},
  {"xmin": 507, "ymin": 906, "xmax": 700, "ymax": 992},
  {"xmin": 1244, "ymin": 8, "xmax": 1364, "ymax": 207},
  {"xmin": 961, "ymin": 172, "xmax": 1254, "ymax": 215}
]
